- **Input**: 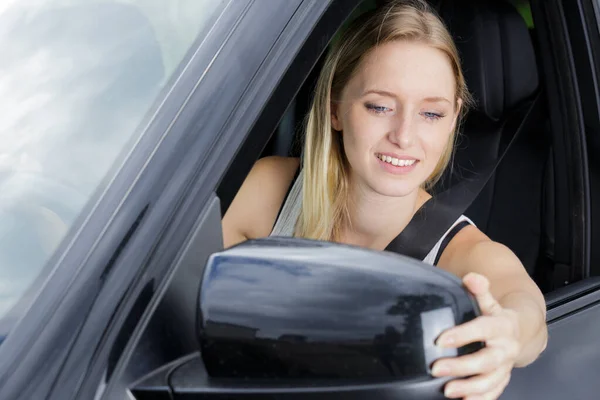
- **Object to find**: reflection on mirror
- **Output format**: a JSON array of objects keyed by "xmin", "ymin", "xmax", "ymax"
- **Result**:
[{"xmin": 198, "ymin": 237, "xmax": 482, "ymax": 381}]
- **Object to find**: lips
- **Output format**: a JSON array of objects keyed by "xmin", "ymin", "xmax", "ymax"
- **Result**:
[
  {"xmin": 375, "ymin": 152, "xmax": 419, "ymax": 175},
  {"xmin": 376, "ymin": 153, "xmax": 418, "ymax": 166}
]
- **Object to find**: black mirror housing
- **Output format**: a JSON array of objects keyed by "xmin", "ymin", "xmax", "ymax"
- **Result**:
[{"xmin": 197, "ymin": 237, "xmax": 482, "ymax": 383}]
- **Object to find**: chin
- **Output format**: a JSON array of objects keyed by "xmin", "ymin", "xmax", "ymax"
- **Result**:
[{"xmin": 368, "ymin": 179, "xmax": 421, "ymax": 198}]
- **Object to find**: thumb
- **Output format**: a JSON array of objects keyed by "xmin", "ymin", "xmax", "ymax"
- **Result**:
[{"xmin": 463, "ymin": 272, "xmax": 503, "ymax": 316}]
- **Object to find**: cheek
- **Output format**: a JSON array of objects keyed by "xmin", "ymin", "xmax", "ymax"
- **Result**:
[
  {"xmin": 343, "ymin": 108, "xmax": 390, "ymax": 148},
  {"xmin": 342, "ymin": 108, "xmax": 370, "ymax": 151},
  {"xmin": 419, "ymin": 122, "xmax": 453, "ymax": 159}
]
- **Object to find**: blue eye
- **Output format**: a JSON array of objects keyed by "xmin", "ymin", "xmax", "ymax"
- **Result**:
[
  {"xmin": 366, "ymin": 103, "xmax": 391, "ymax": 114},
  {"xmin": 422, "ymin": 111, "xmax": 444, "ymax": 120}
]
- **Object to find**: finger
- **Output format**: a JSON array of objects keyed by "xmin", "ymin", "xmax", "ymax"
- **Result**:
[
  {"xmin": 442, "ymin": 366, "xmax": 511, "ymax": 399},
  {"xmin": 432, "ymin": 346, "xmax": 508, "ymax": 377},
  {"xmin": 463, "ymin": 273, "xmax": 503, "ymax": 316},
  {"xmin": 464, "ymin": 373, "xmax": 511, "ymax": 400},
  {"xmin": 436, "ymin": 315, "xmax": 508, "ymax": 348}
]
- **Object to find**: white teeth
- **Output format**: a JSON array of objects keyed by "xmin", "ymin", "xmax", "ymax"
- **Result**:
[{"xmin": 378, "ymin": 154, "xmax": 416, "ymax": 167}]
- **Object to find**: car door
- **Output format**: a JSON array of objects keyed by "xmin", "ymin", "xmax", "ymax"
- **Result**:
[{"xmin": 0, "ymin": 0, "xmax": 340, "ymax": 399}]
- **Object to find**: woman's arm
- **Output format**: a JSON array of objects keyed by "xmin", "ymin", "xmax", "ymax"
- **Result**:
[
  {"xmin": 221, "ymin": 156, "xmax": 300, "ymax": 248},
  {"xmin": 432, "ymin": 226, "xmax": 548, "ymax": 399},
  {"xmin": 440, "ymin": 230, "xmax": 547, "ymax": 365}
]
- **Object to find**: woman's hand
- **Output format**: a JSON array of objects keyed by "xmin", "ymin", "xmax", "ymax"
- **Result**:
[{"xmin": 431, "ymin": 272, "xmax": 522, "ymax": 400}]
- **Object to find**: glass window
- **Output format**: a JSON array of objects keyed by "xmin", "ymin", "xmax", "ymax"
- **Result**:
[{"xmin": 0, "ymin": 0, "xmax": 227, "ymax": 323}]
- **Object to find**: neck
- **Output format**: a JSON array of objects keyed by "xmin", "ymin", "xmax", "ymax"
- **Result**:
[{"xmin": 338, "ymin": 179, "xmax": 430, "ymax": 251}]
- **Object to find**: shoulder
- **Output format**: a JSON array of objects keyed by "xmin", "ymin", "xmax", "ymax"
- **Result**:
[
  {"xmin": 222, "ymin": 156, "xmax": 300, "ymax": 247},
  {"xmin": 249, "ymin": 155, "xmax": 300, "ymax": 183},
  {"xmin": 242, "ymin": 156, "xmax": 301, "ymax": 202}
]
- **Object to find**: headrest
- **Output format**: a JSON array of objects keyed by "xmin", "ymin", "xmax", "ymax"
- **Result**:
[{"xmin": 439, "ymin": 0, "xmax": 539, "ymax": 121}]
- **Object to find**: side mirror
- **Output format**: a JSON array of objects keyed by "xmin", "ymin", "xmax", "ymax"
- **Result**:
[
  {"xmin": 131, "ymin": 237, "xmax": 483, "ymax": 399},
  {"xmin": 201, "ymin": 238, "xmax": 481, "ymax": 395}
]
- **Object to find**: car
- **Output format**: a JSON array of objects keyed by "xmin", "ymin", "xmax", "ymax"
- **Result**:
[{"xmin": 0, "ymin": 0, "xmax": 599, "ymax": 398}]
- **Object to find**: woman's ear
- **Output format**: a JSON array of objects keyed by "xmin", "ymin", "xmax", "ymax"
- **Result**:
[{"xmin": 331, "ymin": 102, "xmax": 343, "ymax": 131}]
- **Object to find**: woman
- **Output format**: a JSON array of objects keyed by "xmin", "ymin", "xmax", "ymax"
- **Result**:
[{"xmin": 222, "ymin": 0, "xmax": 548, "ymax": 398}]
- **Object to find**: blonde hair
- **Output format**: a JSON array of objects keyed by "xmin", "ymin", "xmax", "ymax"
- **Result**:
[{"xmin": 296, "ymin": 0, "xmax": 473, "ymax": 241}]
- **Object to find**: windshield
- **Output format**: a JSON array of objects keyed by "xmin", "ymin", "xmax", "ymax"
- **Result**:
[{"xmin": 0, "ymin": 0, "xmax": 227, "ymax": 338}]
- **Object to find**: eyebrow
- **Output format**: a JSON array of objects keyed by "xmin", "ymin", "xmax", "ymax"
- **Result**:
[
  {"xmin": 361, "ymin": 89, "xmax": 452, "ymax": 104},
  {"xmin": 362, "ymin": 89, "xmax": 396, "ymax": 98},
  {"xmin": 423, "ymin": 96, "xmax": 452, "ymax": 104}
]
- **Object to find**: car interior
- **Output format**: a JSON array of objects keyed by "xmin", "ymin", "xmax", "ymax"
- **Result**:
[{"xmin": 253, "ymin": 0, "xmax": 562, "ymax": 294}]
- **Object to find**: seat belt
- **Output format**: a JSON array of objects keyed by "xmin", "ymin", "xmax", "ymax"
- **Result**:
[{"xmin": 385, "ymin": 93, "xmax": 544, "ymax": 261}]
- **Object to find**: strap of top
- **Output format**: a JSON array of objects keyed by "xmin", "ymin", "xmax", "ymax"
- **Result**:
[
  {"xmin": 270, "ymin": 169, "xmax": 304, "ymax": 237},
  {"xmin": 423, "ymin": 217, "xmax": 474, "ymax": 265}
]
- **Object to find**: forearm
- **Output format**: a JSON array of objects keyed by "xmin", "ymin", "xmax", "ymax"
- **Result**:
[{"xmin": 498, "ymin": 289, "xmax": 548, "ymax": 367}]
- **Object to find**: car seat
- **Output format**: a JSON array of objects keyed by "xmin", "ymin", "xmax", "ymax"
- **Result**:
[{"xmin": 436, "ymin": 0, "xmax": 550, "ymax": 277}]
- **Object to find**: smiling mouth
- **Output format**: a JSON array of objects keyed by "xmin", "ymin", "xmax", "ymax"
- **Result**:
[{"xmin": 376, "ymin": 153, "xmax": 418, "ymax": 167}]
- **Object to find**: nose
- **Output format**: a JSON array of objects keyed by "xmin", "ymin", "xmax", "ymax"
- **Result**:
[{"xmin": 388, "ymin": 113, "xmax": 414, "ymax": 149}]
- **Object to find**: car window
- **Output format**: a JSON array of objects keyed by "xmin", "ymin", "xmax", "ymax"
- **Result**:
[{"xmin": 0, "ymin": 0, "xmax": 227, "ymax": 322}]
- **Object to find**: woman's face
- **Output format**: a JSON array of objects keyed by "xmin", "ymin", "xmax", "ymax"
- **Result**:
[{"xmin": 332, "ymin": 40, "xmax": 460, "ymax": 198}]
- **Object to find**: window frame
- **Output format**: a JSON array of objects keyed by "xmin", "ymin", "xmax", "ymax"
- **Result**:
[
  {"xmin": 527, "ymin": 0, "xmax": 590, "ymax": 290},
  {"xmin": 568, "ymin": 0, "xmax": 600, "ymax": 276}
]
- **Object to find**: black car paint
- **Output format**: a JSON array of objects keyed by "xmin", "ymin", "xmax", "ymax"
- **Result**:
[
  {"xmin": 199, "ymin": 238, "xmax": 482, "ymax": 381},
  {"xmin": 167, "ymin": 354, "xmax": 457, "ymax": 400},
  {"xmin": 502, "ymin": 277, "xmax": 600, "ymax": 399}
]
